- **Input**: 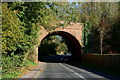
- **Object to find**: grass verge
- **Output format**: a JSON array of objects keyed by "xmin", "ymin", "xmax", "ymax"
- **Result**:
[{"xmin": 2, "ymin": 60, "xmax": 38, "ymax": 79}]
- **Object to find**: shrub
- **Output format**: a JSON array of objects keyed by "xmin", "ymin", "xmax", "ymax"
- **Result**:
[{"xmin": 2, "ymin": 54, "xmax": 23, "ymax": 78}]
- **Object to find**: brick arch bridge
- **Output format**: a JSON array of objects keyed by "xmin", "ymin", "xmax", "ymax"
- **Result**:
[{"xmin": 34, "ymin": 23, "xmax": 83, "ymax": 62}]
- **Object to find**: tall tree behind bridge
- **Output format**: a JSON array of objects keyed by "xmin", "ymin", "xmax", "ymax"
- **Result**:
[{"xmin": 74, "ymin": 2, "xmax": 119, "ymax": 54}]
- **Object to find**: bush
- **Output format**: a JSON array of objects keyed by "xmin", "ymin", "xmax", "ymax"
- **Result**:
[{"xmin": 2, "ymin": 54, "xmax": 23, "ymax": 78}]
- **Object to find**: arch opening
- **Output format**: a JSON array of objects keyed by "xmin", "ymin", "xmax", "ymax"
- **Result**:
[{"xmin": 38, "ymin": 31, "xmax": 82, "ymax": 62}]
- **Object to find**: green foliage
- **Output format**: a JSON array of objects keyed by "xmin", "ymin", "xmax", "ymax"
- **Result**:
[
  {"xmin": 79, "ymin": 2, "xmax": 119, "ymax": 53},
  {"xmin": 25, "ymin": 60, "xmax": 37, "ymax": 66},
  {"xmin": 2, "ymin": 3, "xmax": 41, "ymax": 78},
  {"xmin": 56, "ymin": 42, "xmax": 68, "ymax": 54},
  {"xmin": 8, "ymin": 2, "xmax": 42, "ymax": 45},
  {"xmin": 107, "ymin": 14, "xmax": 120, "ymax": 53},
  {"xmin": 39, "ymin": 35, "xmax": 69, "ymax": 56},
  {"xmin": 0, "ymin": 3, "xmax": 1, "ymax": 78},
  {"xmin": 2, "ymin": 3, "xmax": 27, "ymax": 54},
  {"xmin": 2, "ymin": 2, "xmax": 120, "ymax": 78},
  {"xmin": 8, "ymin": 2, "xmax": 61, "ymax": 32},
  {"xmin": 2, "ymin": 2, "xmax": 74, "ymax": 78},
  {"xmin": 2, "ymin": 54, "xmax": 23, "ymax": 78},
  {"xmin": 39, "ymin": 36, "xmax": 58, "ymax": 56},
  {"xmin": 2, "ymin": 70, "xmax": 21, "ymax": 79},
  {"xmin": 2, "ymin": 54, "xmax": 37, "ymax": 79}
]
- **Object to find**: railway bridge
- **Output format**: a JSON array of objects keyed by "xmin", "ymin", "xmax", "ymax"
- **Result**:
[{"xmin": 34, "ymin": 23, "xmax": 83, "ymax": 62}]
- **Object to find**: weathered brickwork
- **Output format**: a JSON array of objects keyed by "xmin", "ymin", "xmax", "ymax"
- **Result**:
[{"xmin": 34, "ymin": 23, "xmax": 83, "ymax": 63}]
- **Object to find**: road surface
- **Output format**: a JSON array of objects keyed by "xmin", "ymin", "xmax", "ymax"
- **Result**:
[{"xmin": 34, "ymin": 62, "xmax": 119, "ymax": 80}]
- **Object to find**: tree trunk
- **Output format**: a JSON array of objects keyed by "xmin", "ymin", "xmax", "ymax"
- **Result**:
[{"xmin": 100, "ymin": 31, "xmax": 103, "ymax": 54}]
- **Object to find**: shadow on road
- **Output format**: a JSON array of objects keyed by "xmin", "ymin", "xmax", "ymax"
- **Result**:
[
  {"xmin": 39, "ymin": 55, "xmax": 72, "ymax": 63},
  {"xmin": 65, "ymin": 62, "xmax": 120, "ymax": 80}
]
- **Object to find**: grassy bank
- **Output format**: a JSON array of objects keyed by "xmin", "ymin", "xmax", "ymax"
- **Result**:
[{"xmin": 2, "ymin": 60, "xmax": 38, "ymax": 79}]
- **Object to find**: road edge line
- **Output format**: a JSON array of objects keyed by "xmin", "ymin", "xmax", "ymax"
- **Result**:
[
  {"xmin": 32, "ymin": 62, "xmax": 46, "ymax": 78},
  {"xmin": 59, "ymin": 63, "xmax": 86, "ymax": 80}
]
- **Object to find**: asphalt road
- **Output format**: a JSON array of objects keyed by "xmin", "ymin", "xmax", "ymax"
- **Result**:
[
  {"xmin": 34, "ymin": 55, "xmax": 120, "ymax": 80},
  {"xmin": 34, "ymin": 62, "xmax": 119, "ymax": 80}
]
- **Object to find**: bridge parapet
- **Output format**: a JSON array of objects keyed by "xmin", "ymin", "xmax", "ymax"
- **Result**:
[{"xmin": 38, "ymin": 23, "xmax": 83, "ymax": 46}]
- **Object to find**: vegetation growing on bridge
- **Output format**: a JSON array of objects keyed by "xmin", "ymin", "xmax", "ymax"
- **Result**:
[{"xmin": 1, "ymin": 2, "xmax": 120, "ymax": 78}]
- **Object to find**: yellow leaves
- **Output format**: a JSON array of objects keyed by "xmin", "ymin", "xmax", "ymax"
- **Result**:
[
  {"xmin": 13, "ymin": 10, "xmax": 19, "ymax": 14},
  {"xmin": 2, "ymin": 3, "xmax": 26, "ymax": 54}
]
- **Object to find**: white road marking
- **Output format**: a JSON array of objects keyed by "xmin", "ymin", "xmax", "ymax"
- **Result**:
[
  {"xmin": 59, "ymin": 63, "xmax": 86, "ymax": 80},
  {"xmin": 33, "ymin": 62, "xmax": 46, "ymax": 78}
]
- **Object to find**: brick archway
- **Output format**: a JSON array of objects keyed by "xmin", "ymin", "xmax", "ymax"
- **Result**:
[{"xmin": 34, "ymin": 23, "xmax": 83, "ymax": 62}]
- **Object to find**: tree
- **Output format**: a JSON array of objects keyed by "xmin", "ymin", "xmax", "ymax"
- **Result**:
[
  {"xmin": 95, "ymin": 3, "xmax": 118, "ymax": 54},
  {"xmin": 39, "ymin": 35, "xmax": 69, "ymax": 55},
  {"xmin": 56, "ymin": 42, "xmax": 68, "ymax": 55},
  {"xmin": 75, "ymin": 2, "xmax": 119, "ymax": 54},
  {"xmin": 2, "ymin": 3, "xmax": 26, "ymax": 54}
]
